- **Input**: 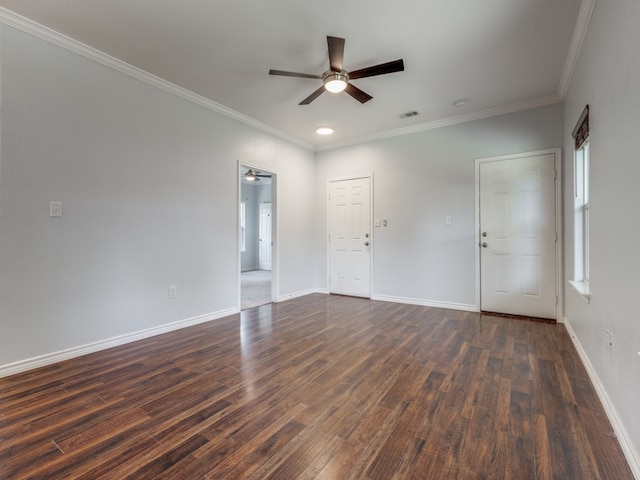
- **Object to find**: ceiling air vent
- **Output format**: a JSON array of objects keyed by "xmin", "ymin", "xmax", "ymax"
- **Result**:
[{"xmin": 398, "ymin": 110, "xmax": 419, "ymax": 119}]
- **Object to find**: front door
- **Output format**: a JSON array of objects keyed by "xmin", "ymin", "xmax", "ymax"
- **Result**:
[
  {"xmin": 259, "ymin": 202, "xmax": 272, "ymax": 270},
  {"xmin": 328, "ymin": 177, "xmax": 371, "ymax": 298},
  {"xmin": 479, "ymin": 151, "xmax": 558, "ymax": 319}
]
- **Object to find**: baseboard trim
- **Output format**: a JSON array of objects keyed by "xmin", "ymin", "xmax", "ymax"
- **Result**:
[
  {"xmin": 276, "ymin": 288, "xmax": 319, "ymax": 302},
  {"xmin": 0, "ymin": 307, "xmax": 239, "ymax": 379},
  {"xmin": 371, "ymin": 294, "xmax": 478, "ymax": 312},
  {"xmin": 563, "ymin": 319, "xmax": 640, "ymax": 479}
]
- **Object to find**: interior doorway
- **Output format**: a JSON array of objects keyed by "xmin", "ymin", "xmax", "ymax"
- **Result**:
[{"xmin": 239, "ymin": 165, "xmax": 275, "ymax": 310}]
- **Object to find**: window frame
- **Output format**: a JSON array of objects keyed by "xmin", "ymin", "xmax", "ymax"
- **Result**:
[{"xmin": 569, "ymin": 106, "xmax": 591, "ymax": 302}]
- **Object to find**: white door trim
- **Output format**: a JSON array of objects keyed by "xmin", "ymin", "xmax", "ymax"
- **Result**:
[
  {"xmin": 326, "ymin": 174, "xmax": 374, "ymax": 298},
  {"xmin": 237, "ymin": 161, "xmax": 278, "ymax": 308},
  {"xmin": 474, "ymin": 148, "xmax": 562, "ymax": 321}
]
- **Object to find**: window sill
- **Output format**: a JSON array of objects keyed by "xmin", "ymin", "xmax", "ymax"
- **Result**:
[{"xmin": 569, "ymin": 280, "xmax": 591, "ymax": 303}]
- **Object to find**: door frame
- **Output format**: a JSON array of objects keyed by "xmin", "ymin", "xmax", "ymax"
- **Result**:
[
  {"xmin": 326, "ymin": 174, "xmax": 374, "ymax": 298},
  {"xmin": 238, "ymin": 161, "xmax": 277, "ymax": 309},
  {"xmin": 474, "ymin": 148, "xmax": 563, "ymax": 321}
]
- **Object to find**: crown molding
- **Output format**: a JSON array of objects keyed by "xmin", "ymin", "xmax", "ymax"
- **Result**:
[
  {"xmin": 317, "ymin": 94, "xmax": 563, "ymax": 152},
  {"xmin": 0, "ymin": 1, "xmax": 594, "ymax": 154},
  {"xmin": 0, "ymin": 8, "xmax": 314, "ymax": 152},
  {"xmin": 558, "ymin": 0, "xmax": 596, "ymax": 99},
  {"xmin": 317, "ymin": 0, "xmax": 594, "ymax": 152}
]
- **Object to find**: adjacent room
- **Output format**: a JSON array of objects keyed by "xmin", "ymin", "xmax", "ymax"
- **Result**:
[{"xmin": 0, "ymin": 0, "xmax": 639, "ymax": 478}]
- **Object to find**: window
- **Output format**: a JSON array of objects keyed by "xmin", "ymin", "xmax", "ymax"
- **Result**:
[
  {"xmin": 570, "ymin": 106, "xmax": 590, "ymax": 301},
  {"xmin": 240, "ymin": 201, "xmax": 246, "ymax": 252},
  {"xmin": 575, "ymin": 142, "xmax": 589, "ymax": 281}
]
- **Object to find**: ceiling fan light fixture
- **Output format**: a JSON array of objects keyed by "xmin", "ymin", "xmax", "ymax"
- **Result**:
[
  {"xmin": 245, "ymin": 169, "xmax": 258, "ymax": 181},
  {"xmin": 316, "ymin": 126, "xmax": 334, "ymax": 135},
  {"xmin": 323, "ymin": 72, "xmax": 348, "ymax": 93}
]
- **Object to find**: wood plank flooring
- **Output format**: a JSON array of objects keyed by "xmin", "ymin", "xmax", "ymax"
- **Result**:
[{"xmin": 0, "ymin": 294, "xmax": 634, "ymax": 479}]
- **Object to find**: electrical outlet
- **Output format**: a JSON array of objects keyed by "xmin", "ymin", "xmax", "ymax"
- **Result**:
[
  {"xmin": 49, "ymin": 201, "xmax": 63, "ymax": 218},
  {"xmin": 168, "ymin": 285, "xmax": 177, "ymax": 299},
  {"xmin": 605, "ymin": 330, "xmax": 614, "ymax": 354}
]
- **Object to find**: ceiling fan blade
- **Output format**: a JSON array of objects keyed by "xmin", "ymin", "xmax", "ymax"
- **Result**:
[
  {"xmin": 345, "ymin": 83, "xmax": 373, "ymax": 103},
  {"xmin": 299, "ymin": 86, "xmax": 326, "ymax": 105},
  {"xmin": 349, "ymin": 59, "xmax": 405, "ymax": 80},
  {"xmin": 327, "ymin": 36, "xmax": 345, "ymax": 72},
  {"xmin": 269, "ymin": 69, "xmax": 322, "ymax": 79}
]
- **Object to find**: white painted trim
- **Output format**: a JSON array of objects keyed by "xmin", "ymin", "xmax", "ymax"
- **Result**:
[
  {"xmin": 318, "ymin": 95, "xmax": 562, "ymax": 152},
  {"xmin": 326, "ymin": 174, "xmax": 374, "ymax": 299},
  {"xmin": 277, "ymin": 288, "xmax": 318, "ymax": 302},
  {"xmin": 558, "ymin": 0, "xmax": 597, "ymax": 99},
  {"xmin": 0, "ymin": 307, "xmax": 239, "ymax": 379},
  {"xmin": 371, "ymin": 294, "xmax": 478, "ymax": 313},
  {"xmin": 0, "ymin": 8, "xmax": 314, "ymax": 152},
  {"xmin": 564, "ymin": 319, "xmax": 640, "ymax": 479},
  {"xmin": 568, "ymin": 279, "xmax": 591, "ymax": 303},
  {"xmin": 474, "ymin": 148, "xmax": 563, "ymax": 321}
]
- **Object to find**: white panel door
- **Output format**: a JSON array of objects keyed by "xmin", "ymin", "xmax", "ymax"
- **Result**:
[
  {"xmin": 329, "ymin": 177, "xmax": 371, "ymax": 297},
  {"xmin": 259, "ymin": 202, "xmax": 272, "ymax": 270},
  {"xmin": 479, "ymin": 153, "xmax": 557, "ymax": 319}
]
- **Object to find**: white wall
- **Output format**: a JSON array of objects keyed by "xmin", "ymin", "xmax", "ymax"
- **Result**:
[
  {"xmin": 563, "ymin": 0, "xmax": 640, "ymax": 469},
  {"xmin": 240, "ymin": 183, "xmax": 258, "ymax": 271},
  {"xmin": 315, "ymin": 104, "xmax": 564, "ymax": 308},
  {"xmin": 0, "ymin": 24, "xmax": 315, "ymax": 370}
]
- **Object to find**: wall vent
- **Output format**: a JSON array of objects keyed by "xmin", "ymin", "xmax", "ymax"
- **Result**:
[{"xmin": 398, "ymin": 110, "xmax": 419, "ymax": 119}]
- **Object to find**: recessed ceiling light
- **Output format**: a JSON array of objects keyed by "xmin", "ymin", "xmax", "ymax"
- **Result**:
[{"xmin": 316, "ymin": 126, "xmax": 334, "ymax": 135}]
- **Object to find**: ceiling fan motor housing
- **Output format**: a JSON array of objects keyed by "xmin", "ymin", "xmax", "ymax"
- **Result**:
[{"xmin": 323, "ymin": 70, "xmax": 349, "ymax": 93}]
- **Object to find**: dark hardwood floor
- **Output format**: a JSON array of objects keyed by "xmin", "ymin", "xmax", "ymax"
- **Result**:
[{"xmin": 0, "ymin": 294, "xmax": 633, "ymax": 479}]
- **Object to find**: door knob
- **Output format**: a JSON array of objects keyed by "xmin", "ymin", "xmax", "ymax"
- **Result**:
[
  {"xmin": 482, "ymin": 232, "xmax": 487, "ymax": 237},
  {"xmin": 365, "ymin": 242, "xmax": 370, "ymax": 246},
  {"xmin": 482, "ymin": 242, "xmax": 488, "ymax": 248}
]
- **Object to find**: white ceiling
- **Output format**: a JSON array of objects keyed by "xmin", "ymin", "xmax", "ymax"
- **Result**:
[{"xmin": 0, "ymin": 0, "xmax": 587, "ymax": 150}]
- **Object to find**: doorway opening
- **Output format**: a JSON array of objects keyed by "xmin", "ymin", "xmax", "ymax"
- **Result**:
[{"xmin": 239, "ymin": 165, "xmax": 275, "ymax": 310}]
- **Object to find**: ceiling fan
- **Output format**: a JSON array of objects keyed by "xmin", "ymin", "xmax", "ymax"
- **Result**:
[
  {"xmin": 244, "ymin": 169, "xmax": 270, "ymax": 181},
  {"xmin": 269, "ymin": 36, "xmax": 404, "ymax": 105}
]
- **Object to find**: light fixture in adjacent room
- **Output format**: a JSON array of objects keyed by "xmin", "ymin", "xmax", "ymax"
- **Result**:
[
  {"xmin": 316, "ymin": 126, "xmax": 334, "ymax": 135},
  {"xmin": 245, "ymin": 169, "xmax": 258, "ymax": 181},
  {"xmin": 323, "ymin": 72, "xmax": 348, "ymax": 93}
]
